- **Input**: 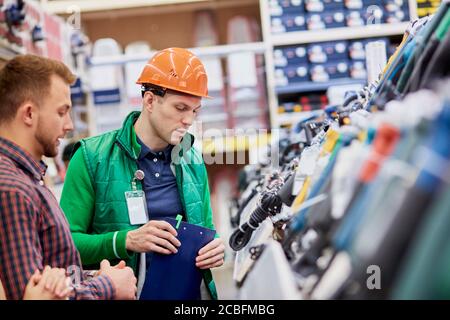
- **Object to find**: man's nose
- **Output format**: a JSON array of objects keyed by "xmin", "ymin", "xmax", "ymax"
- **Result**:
[
  {"xmin": 182, "ymin": 111, "xmax": 196, "ymax": 127},
  {"xmin": 64, "ymin": 114, "xmax": 74, "ymax": 132}
]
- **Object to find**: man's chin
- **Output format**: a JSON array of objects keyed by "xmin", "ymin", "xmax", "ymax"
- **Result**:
[{"xmin": 44, "ymin": 147, "xmax": 58, "ymax": 158}]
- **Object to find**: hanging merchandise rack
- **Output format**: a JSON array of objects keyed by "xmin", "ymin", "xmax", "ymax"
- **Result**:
[
  {"xmin": 228, "ymin": 3, "xmax": 450, "ymax": 299},
  {"xmin": 260, "ymin": 0, "xmax": 419, "ymax": 128}
]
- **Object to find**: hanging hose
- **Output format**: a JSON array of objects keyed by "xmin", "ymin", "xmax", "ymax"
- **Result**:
[{"xmin": 229, "ymin": 188, "xmax": 283, "ymax": 251}]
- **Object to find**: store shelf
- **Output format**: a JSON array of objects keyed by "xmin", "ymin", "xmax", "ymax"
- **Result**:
[
  {"xmin": 45, "ymin": 0, "xmax": 258, "ymax": 16},
  {"xmin": 190, "ymin": 42, "xmax": 266, "ymax": 58},
  {"xmin": 44, "ymin": 0, "xmax": 209, "ymax": 14},
  {"xmin": 276, "ymin": 78, "xmax": 366, "ymax": 95},
  {"xmin": 259, "ymin": 0, "xmax": 416, "ymax": 129},
  {"xmin": 89, "ymin": 42, "xmax": 267, "ymax": 66},
  {"xmin": 270, "ymin": 22, "xmax": 410, "ymax": 46},
  {"xmin": 202, "ymin": 132, "xmax": 271, "ymax": 154},
  {"xmin": 277, "ymin": 110, "xmax": 323, "ymax": 126}
]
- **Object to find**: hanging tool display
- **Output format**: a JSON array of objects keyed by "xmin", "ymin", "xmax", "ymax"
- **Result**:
[
  {"xmin": 228, "ymin": 2, "xmax": 450, "ymax": 300},
  {"xmin": 229, "ymin": 167, "xmax": 297, "ymax": 251}
]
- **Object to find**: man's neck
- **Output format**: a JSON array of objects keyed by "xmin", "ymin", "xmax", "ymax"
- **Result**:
[
  {"xmin": 134, "ymin": 113, "xmax": 168, "ymax": 152},
  {"xmin": 0, "ymin": 126, "xmax": 41, "ymax": 162}
]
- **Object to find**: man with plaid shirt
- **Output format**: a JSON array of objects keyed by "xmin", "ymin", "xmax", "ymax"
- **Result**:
[{"xmin": 0, "ymin": 55, "xmax": 137, "ymax": 300}]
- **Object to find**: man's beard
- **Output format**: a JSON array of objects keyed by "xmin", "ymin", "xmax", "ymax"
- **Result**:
[{"xmin": 35, "ymin": 123, "xmax": 58, "ymax": 158}]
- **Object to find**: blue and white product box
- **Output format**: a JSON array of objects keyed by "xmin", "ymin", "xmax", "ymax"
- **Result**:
[
  {"xmin": 306, "ymin": 11, "xmax": 345, "ymax": 29},
  {"xmin": 322, "ymin": 10, "xmax": 346, "ymax": 28},
  {"xmin": 348, "ymin": 40, "xmax": 366, "ymax": 60},
  {"xmin": 306, "ymin": 13, "xmax": 326, "ymax": 29},
  {"xmin": 308, "ymin": 44, "xmax": 328, "ymax": 63},
  {"xmin": 304, "ymin": 0, "xmax": 344, "ymax": 13},
  {"xmin": 269, "ymin": 0, "xmax": 305, "ymax": 16},
  {"xmin": 271, "ymin": 14, "xmax": 306, "ymax": 33},
  {"xmin": 383, "ymin": 9, "xmax": 409, "ymax": 23},
  {"xmin": 349, "ymin": 61, "xmax": 367, "ymax": 79},
  {"xmin": 324, "ymin": 61, "xmax": 350, "ymax": 79},
  {"xmin": 310, "ymin": 60, "xmax": 350, "ymax": 82},
  {"xmin": 325, "ymin": 41, "xmax": 348, "ymax": 60},
  {"xmin": 275, "ymin": 64, "xmax": 310, "ymax": 86},
  {"xmin": 307, "ymin": 41, "xmax": 348, "ymax": 63},
  {"xmin": 346, "ymin": 10, "xmax": 366, "ymax": 26},
  {"xmin": 274, "ymin": 45, "xmax": 308, "ymax": 67}
]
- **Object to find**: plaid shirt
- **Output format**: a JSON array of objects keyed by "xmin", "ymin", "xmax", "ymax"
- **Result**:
[{"xmin": 0, "ymin": 137, "xmax": 115, "ymax": 300}]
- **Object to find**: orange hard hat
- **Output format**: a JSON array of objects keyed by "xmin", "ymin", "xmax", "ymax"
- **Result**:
[{"xmin": 136, "ymin": 47, "xmax": 210, "ymax": 98}]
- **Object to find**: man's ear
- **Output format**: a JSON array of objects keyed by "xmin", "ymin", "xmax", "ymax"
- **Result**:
[
  {"xmin": 143, "ymin": 91, "xmax": 155, "ymax": 113},
  {"xmin": 20, "ymin": 102, "xmax": 38, "ymax": 127}
]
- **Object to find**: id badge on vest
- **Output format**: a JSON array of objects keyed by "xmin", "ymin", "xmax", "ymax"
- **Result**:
[{"xmin": 125, "ymin": 190, "xmax": 149, "ymax": 225}]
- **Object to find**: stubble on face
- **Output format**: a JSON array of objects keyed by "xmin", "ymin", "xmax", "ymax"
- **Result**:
[
  {"xmin": 35, "ymin": 120, "xmax": 59, "ymax": 157},
  {"xmin": 152, "ymin": 93, "xmax": 200, "ymax": 146},
  {"xmin": 150, "ymin": 98, "xmax": 184, "ymax": 146},
  {"xmin": 33, "ymin": 75, "xmax": 72, "ymax": 158}
]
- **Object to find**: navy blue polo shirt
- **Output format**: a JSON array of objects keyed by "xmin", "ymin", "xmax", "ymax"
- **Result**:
[
  {"xmin": 136, "ymin": 136, "xmax": 184, "ymax": 220},
  {"xmin": 136, "ymin": 136, "xmax": 186, "ymax": 289}
]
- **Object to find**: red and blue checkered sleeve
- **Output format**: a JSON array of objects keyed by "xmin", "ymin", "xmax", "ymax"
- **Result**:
[
  {"xmin": 71, "ymin": 275, "xmax": 115, "ymax": 300},
  {"xmin": 0, "ymin": 191, "xmax": 43, "ymax": 300}
]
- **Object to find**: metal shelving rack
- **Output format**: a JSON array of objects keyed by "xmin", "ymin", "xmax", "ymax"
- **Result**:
[{"xmin": 259, "ymin": 0, "xmax": 418, "ymax": 129}]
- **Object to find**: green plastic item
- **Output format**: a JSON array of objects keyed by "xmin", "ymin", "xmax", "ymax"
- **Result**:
[{"xmin": 175, "ymin": 214, "xmax": 183, "ymax": 229}]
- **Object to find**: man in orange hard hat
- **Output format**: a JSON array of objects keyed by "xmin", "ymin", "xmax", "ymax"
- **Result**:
[{"xmin": 60, "ymin": 48, "xmax": 224, "ymax": 300}]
